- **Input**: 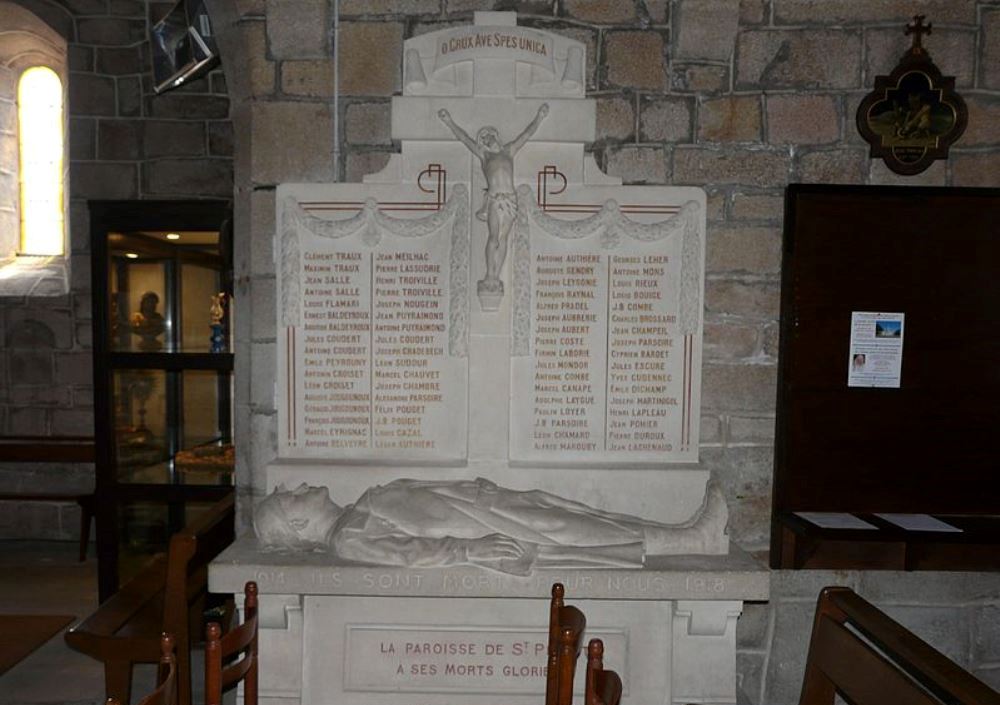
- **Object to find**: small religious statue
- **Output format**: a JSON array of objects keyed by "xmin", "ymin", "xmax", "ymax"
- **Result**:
[
  {"xmin": 254, "ymin": 477, "xmax": 728, "ymax": 575},
  {"xmin": 438, "ymin": 103, "xmax": 549, "ymax": 310},
  {"xmin": 130, "ymin": 291, "xmax": 166, "ymax": 351},
  {"xmin": 209, "ymin": 292, "xmax": 227, "ymax": 353}
]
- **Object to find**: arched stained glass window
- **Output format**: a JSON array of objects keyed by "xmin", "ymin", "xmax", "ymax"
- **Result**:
[{"xmin": 17, "ymin": 65, "xmax": 64, "ymax": 256}]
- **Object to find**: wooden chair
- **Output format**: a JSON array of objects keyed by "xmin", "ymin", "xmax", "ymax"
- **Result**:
[
  {"xmin": 799, "ymin": 586, "xmax": 1000, "ymax": 705},
  {"xmin": 585, "ymin": 639, "xmax": 622, "ymax": 705},
  {"xmin": 106, "ymin": 632, "xmax": 177, "ymax": 705},
  {"xmin": 205, "ymin": 581, "xmax": 259, "ymax": 705},
  {"xmin": 546, "ymin": 582, "xmax": 586, "ymax": 705}
]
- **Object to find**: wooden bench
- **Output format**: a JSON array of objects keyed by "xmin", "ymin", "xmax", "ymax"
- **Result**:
[
  {"xmin": 65, "ymin": 492, "xmax": 235, "ymax": 705},
  {"xmin": 0, "ymin": 436, "xmax": 95, "ymax": 560},
  {"xmin": 799, "ymin": 586, "xmax": 1000, "ymax": 705}
]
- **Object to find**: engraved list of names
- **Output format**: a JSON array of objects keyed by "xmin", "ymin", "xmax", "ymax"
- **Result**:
[
  {"xmin": 280, "ymin": 214, "xmax": 468, "ymax": 463},
  {"xmin": 510, "ymin": 222, "xmax": 701, "ymax": 465}
]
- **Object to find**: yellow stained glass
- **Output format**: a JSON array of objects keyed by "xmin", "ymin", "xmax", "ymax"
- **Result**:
[{"xmin": 18, "ymin": 66, "xmax": 64, "ymax": 256}]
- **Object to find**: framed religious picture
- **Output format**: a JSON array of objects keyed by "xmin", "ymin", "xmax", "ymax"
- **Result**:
[{"xmin": 856, "ymin": 16, "xmax": 967, "ymax": 176}]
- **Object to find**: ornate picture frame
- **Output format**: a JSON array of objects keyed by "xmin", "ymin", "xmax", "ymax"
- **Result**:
[{"xmin": 856, "ymin": 16, "xmax": 967, "ymax": 176}]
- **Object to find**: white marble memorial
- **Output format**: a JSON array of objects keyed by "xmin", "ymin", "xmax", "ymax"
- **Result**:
[{"xmin": 210, "ymin": 12, "xmax": 769, "ymax": 705}]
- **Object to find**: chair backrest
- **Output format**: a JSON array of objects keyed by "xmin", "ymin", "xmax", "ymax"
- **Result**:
[
  {"xmin": 545, "ymin": 582, "xmax": 586, "ymax": 705},
  {"xmin": 107, "ymin": 633, "xmax": 177, "ymax": 705},
  {"xmin": 585, "ymin": 639, "xmax": 622, "ymax": 705},
  {"xmin": 799, "ymin": 586, "xmax": 1000, "ymax": 705},
  {"xmin": 205, "ymin": 581, "xmax": 259, "ymax": 705}
]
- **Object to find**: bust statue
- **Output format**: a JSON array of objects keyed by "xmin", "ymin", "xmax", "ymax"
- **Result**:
[{"xmin": 254, "ymin": 478, "xmax": 728, "ymax": 575}]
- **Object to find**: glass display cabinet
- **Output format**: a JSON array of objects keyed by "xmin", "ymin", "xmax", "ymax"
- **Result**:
[{"xmin": 91, "ymin": 201, "xmax": 234, "ymax": 600}]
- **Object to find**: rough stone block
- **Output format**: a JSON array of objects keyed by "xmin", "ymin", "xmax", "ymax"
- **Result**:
[
  {"xmin": 8, "ymin": 406, "xmax": 46, "ymax": 435},
  {"xmin": 250, "ymin": 342, "xmax": 276, "ymax": 410},
  {"xmin": 69, "ymin": 45, "xmax": 94, "ymax": 72},
  {"xmin": 69, "ymin": 73, "xmax": 116, "ymax": 116},
  {"xmin": 144, "ymin": 158, "xmax": 233, "ymax": 197},
  {"xmin": 674, "ymin": 147, "xmax": 789, "ymax": 187},
  {"xmin": 700, "ymin": 413, "xmax": 722, "ymax": 443},
  {"xmin": 69, "ymin": 254, "xmax": 90, "ymax": 292},
  {"xmin": 595, "ymin": 96, "xmax": 634, "ymax": 142},
  {"xmin": 736, "ymin": 29, "xmax": 861, "ymax": 89},
  {"xmin": 208, "ymin": 121, "xmax": 234, "ymax": 156},
  {"xmin": 766, "ymin": 94, "xmax": 840, "ymax": 145},
  {"xmin": 6, "ymin": 309, "xmax": 73, "ymax": 348},
  {"xmin": 698, "ymin": 95, "xmax": 762, "ymax": 143},
  {"xmin": 75, "ymin": 321, "xmax": 92, "ymax": 348},
  {"xmin": 144, "ymin": 120, "xmax": 206, "ymax": 157},
  {"xmin": 77, "ymin": 17, "xmax": 145, "ymax": 45},
  {"xmin": 983, "ymin": 8, "xmax": 1000, "ymax": 90},
  {"xmin": 973, "ymin": 605, "xmax": 1000, "ymax": 662},
  {"xmin": 267, "ymin": 0, "xmax": 329, "ymax": 59},
  {"xmin": 563, "ymin": 0, "xmax": 637, "ymax": 24},
  {"xmin": 706, "ymin": 225, "xmax": 781, "ymax": 275},
  {"xmin": 149, "ymin": 94, "xmax": 230, "ymax": 119},
  {"xmin": 338, "ymin": 23, "xmax": 404, "ymax": 96},
  {"xmin": 730, "ymin": 192, "xmax": 782, "ymax": 222},
  {"xmin": 250, "ymin": 277, "xmax": 276, "ymax": 341},
  {"xmin": 739, "ymin": 0, "xmax": 767, "ymax": 24},
  {"xmin": 117, "ymin": 76, "xmax": 142, "ymax": 117},
  {"xmin": 962, "ymin": 95, "xmax": 1000, "ymax": 146},
  {"xmin": 728, "ymin": 415, "xmax": 776, "ymax": 443},
  {"xmin": 797, "ymin": 148, "xmax": 866, "ymax": 184},
  {"xmin": 882, "ymin": 605, "xmax": 969, "ymax": 664},
  {"xmin": 250, "ymin": 188, "xmax": 276, "ymax": 277},
  {"xmin": 703, "ymin": 321, "xmax": 758, "ymax": 360},
  {"xmin": 865, "ymin": 27, "xmax": 975, "ymax": 88},
  {"xmin": 639, "ymin": 96, "xmax": 692, "ymax": 143},
  {"xmin": 604, "ymin": 145, "xmax": 667, "ymax": 184},
  {"xmin": 705, "ymin": 190, "xmax": 726, "ymax": 221},
  {"xmin": 11, "ymin": 385, "xmax": 71, "ymax": 407},
  {"xmin": 605, "ymin": 31, "xmax": 667, "ymax": 90},
  {"xmin": 54, "ymin": 351, "xmax": 92, "ymax": 385},
  {"xmin": 345, "ymin": 102, "xmax": 392, "ymax": 145},
  {"xmin": 736, "ymin": 651, "xmax": 764, "ymax": 705},
  {"xmin": 445, "ymin": 0, "xmax": 500, "ymax": 13},
  {"xmin": 70, "ymin": 163, "xmax": 138, "ymax": 199},
  {"xmin": 51, "ymin": 408, "xmax": 93, "ymax": 436},
  {"xmin": 669, "ymin": 64, "xmax": 729, "ymax": 93},
  {"xmin": 282, "ymin": 60, "xmax": 335, "ymax": 98},
  {"xmin": 673, "ymin": 0, "xmax": 740, "ymax": 62},
  {"xmin": 701, "ymin": 363, "xmax": 777, "ymax": 413},
  {"xmin": 858, "ymin": 571, "xmax": 1000, "ymax": 604},
  {"xmin": 736, "ymin": 601, "xmax": 770, "ymax": 649},
  {"xmin": 10, "ymin": 350, "xmax": 53, "ymax": 384},
  {"xmin": 760, "ymin": 322, "xmax": 779, "ymax": 358},
  {"xmin": 70, "ymin": 118, "xmax": 96, "ymax": 160},
  {"xmin": 341, "ymin": 0, "xmax": 440, "ymax": 13},
  {"xmin": 251, "ymin": 101, "xmax": 335, "ymax": 184},
  {"xmin": 774, "ymin": 0, "xmax": 977, "ymax": 25},
  {"xmin": 869, "ymin": 159, "xmax": 946, "ymax": 186},
  {"xmin": 344, "ymin": 151, "xmax": 392, "ymax": 182},
  {"xmin": 705, "ymin": 280, "xmax": 780, "ymax": 319},
  {"xmin": 97, "ymin": 46, "xmax": 142, "ymax": 75},
  {"xmin": 110, "ymin": 0, "xmax": 145, "ymax": 16},
  {"xmin": 97, "ymin": 120, "xmax": 142, "ymax": 160},
  {"xmin": 762, "ymin": 599, "xmax": 818, "ymax": 704},
  {"xmin": 248, "ymin": 408, "xmax": 277, "ymax": 474},
  {"xmin": 238, "ymin": 20, "xmax": 275, "ymax": 97}
]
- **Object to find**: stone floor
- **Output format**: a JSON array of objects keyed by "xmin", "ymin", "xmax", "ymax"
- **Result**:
[{"xmin": 0, "ymin": 541, "xmax": 155, "ymax": 705}]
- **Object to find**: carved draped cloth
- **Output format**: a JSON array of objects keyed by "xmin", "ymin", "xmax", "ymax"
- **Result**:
[{"xmin": 330, "ymin": 478, "xmax": 645, "ymax": 574}]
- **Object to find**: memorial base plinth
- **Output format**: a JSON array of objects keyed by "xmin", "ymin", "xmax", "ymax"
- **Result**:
[{"xmin": 211, "ymin": 540, "xmax": 768, "ymax": 705}]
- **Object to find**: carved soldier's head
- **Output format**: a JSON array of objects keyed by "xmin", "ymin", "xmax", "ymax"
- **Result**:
[{"xmin": 254, "ymin": 483, "xmax": 344, "ymax": 549}]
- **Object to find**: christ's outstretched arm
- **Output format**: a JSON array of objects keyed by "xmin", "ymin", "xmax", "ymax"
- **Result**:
[
  {"xmin": 507, "ymin": 103, "xmax": 549, "ymax": 154},
  {"xmin": 437, "ymin": 109, "xmax": 481, "ymax": 157}
]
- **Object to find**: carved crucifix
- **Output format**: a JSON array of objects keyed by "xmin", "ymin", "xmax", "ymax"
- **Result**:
[{"xmin": 438, "ymin": 104, "xmax": 549, "ymax": 310}]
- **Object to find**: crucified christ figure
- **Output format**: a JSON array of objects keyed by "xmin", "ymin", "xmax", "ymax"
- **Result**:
[{"xmin": 438, "ymin": 103, "xmax": 549, "ymax": 305}]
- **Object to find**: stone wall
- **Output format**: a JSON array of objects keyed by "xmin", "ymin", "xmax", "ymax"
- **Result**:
[
  {"xmin": 205, "ymin": 0, "xmax": 1000, "ymax": 702},
  {"xmin": 0, "ymin": 0, "xmax": 233, "ymax": 538}
]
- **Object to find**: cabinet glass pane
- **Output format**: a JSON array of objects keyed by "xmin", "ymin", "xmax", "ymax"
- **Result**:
[
  {"xmin": 109, "ymin": 258, "xmax": 171, "ymax": 352},
  {"xmin": 180, "ymin": 263, "xmax": 222, "ymax": 352},
  {"xmin": 114, "ymin": 368, "xmax": 169, "ymax": 481},
  {"xmin": 117, "ymin": 499, "xmax": 216, "ymax": 587},
  {"xmin": 176, "ymin": 369, "xmax": 234, "ymax": 486}
]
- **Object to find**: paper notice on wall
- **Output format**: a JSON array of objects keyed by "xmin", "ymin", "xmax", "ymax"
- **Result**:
[{"xmin": 847, "ymin": 312, "xmax": 904, "ymax": 388}]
